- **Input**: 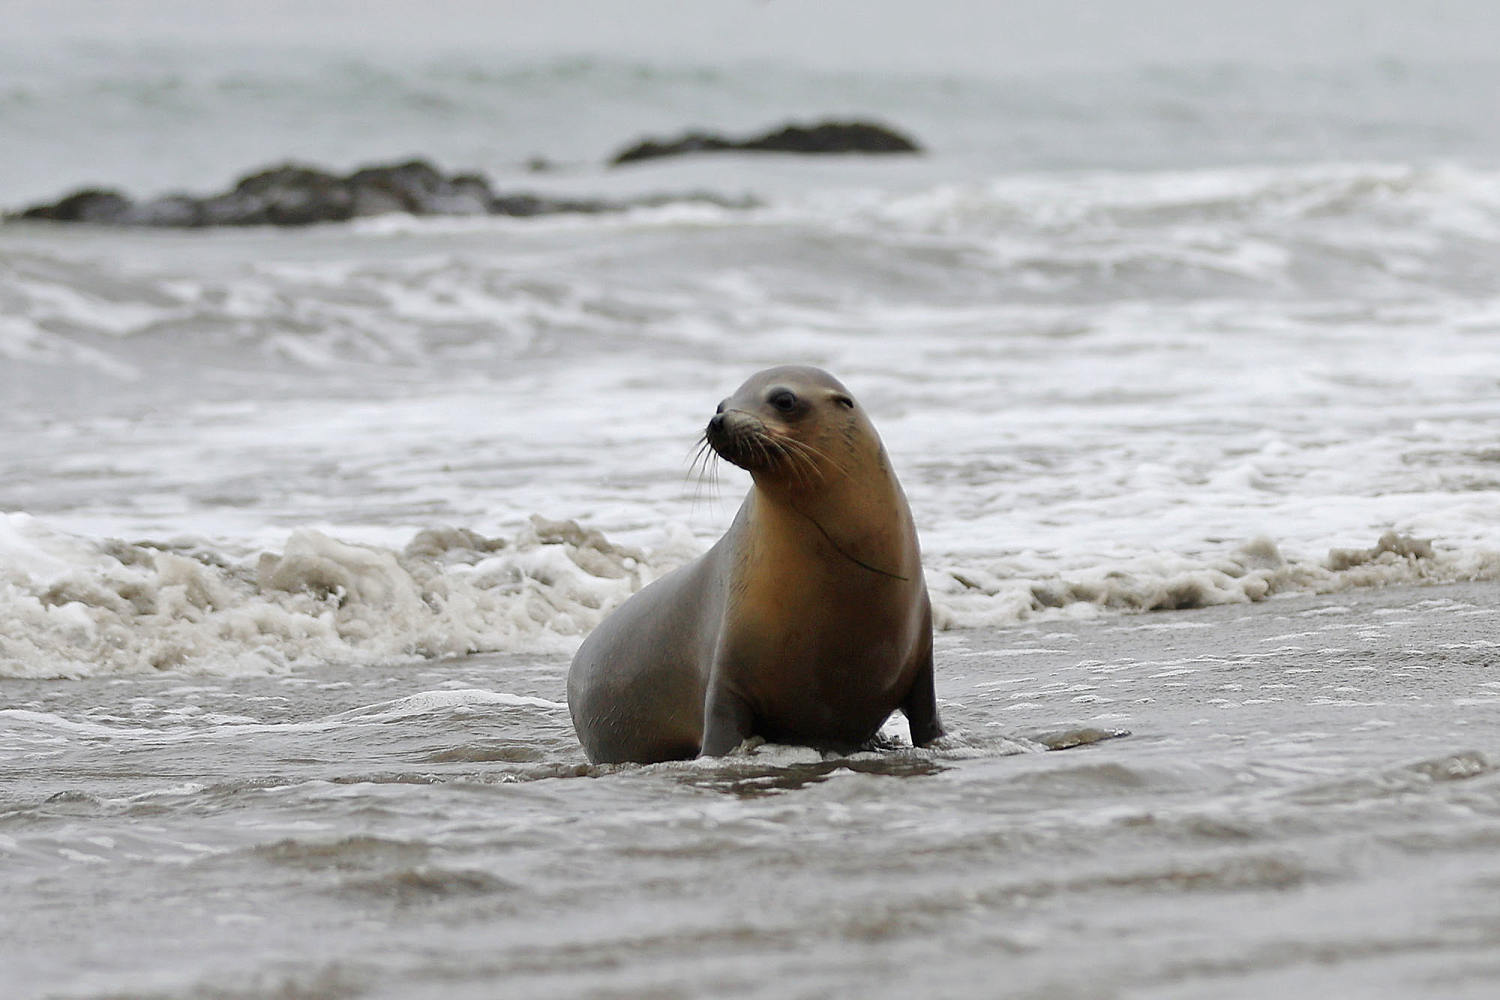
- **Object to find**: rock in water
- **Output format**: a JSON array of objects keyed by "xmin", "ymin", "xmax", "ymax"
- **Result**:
[
  {"xmin": 17, "ymin": 188, "xmax": 133, "ymax": 223},
  {"xmin": 610, "ymin": 119, "xmax": 922, "ymax": 165},
  {"xmin": 10, "ymin": 158, "xmax": 751, "ymax": 228}
]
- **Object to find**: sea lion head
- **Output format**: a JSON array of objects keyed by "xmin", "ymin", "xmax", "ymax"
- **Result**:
[{"xmin": 705, "ymin": 366, "xmax": 875, "ymax": 489}]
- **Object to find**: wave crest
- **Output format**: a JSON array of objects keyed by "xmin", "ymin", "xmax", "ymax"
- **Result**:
[
  {"xmin": 6, "ymin": 510, "xmax": 1498, "ymax": 679},
  {"xmin": 0, "ymin": 513, "xmax": 695, "ymax": 678},
  {"xmin": 929, "ymin": 533, "xmax": 1500, "ymax": 628}
]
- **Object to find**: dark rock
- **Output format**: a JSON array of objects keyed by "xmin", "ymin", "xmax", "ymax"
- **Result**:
[
  {"xmin": 228, "ymin": 164, "xmax": 355, "ymax": 225},
  {"xmin": 490, "ymin": 193, "xmax": 613, "ymax": 217},
  {"xmin": 348, "ymin": 185, "xmax": 408, "ymax": 220},
  {"xmin": 611, "ymin": 119, "xmax": 922, "ymax": 166},
  {"xmin": 17, "ymin": 188, "xmax": 132, "ymax": 223},
  {"xmin": 614, "ymin": 133, "xmax": 734, "ymax": 165},
  {"xmin": 742, "ymin": 121, "xmax": 921, "ymax": 154},
  {"xmin": 429, "ymin": 172, "xmax": 496, "ymax": 216},
  {"xmin": 347, "ymin": 160, "xmax": 447, "ymax": 213},
  {"xmin": 122, "ymin": 195, "xmax": 204, "ymax": 227},
  {"xmin": 9, "ymin": 157, "xmax": 760, "ymax": 228}
]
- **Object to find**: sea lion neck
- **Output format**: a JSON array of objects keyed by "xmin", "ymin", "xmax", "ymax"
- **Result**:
[{"xmin": 747, "ymin": 459, "xmax": 915, "ymax": 583}]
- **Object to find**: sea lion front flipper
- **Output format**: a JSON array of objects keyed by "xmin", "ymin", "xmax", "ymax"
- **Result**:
[
  {"xmin": 700, "ymin": 682, "xmax": 756, "ymax": 757},
  {"xmin": 900, "ymin": 642, "xmax": 945, "ymax": 747}
]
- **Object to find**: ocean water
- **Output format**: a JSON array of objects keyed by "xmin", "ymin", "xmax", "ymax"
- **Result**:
[{"xmin": 4, "ymin": 3, "xmax": 1500, "ymax": 997}]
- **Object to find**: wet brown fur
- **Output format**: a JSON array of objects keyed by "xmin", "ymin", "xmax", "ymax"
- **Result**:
[{"xmin": 567, "ymin": 366, "xmax": 943, "ymax": 764}]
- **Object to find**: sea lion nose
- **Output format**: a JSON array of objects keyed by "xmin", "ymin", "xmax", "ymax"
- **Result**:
[{"xmin": 707, "ymin": 413, "xmax": 726, "ymax": 435}]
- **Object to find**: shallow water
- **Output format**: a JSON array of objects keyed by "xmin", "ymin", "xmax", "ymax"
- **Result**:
[
  {"xmin": 5, "ymin": 582, "xmax": 1499, "ymax": 999},
  {"xmin": 6, "ymin": 11, "xmax": 1500, "ymax": 678},
  {"xmin": 4, "ymin": 164, "xmax": 1500, "ymax": 678},
  {"xmin": 6, "ymin": 5, "xmax": 1500, "ymax": 997}
]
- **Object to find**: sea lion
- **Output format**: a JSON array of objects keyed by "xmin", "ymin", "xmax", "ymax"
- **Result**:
[{"xmin": 567, "ymin": 365, "xmax": 943, "ymax": 764}]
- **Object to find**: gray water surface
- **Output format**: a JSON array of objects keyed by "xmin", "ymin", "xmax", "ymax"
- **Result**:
[{"xmin": 5, "ymin": 581, "xmax": 1499, "ymax": 999}]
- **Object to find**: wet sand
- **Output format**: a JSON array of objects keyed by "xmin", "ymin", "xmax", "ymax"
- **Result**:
[{"xmin": 3, "ymin": 580, "xmax": 1499, "ymax": 999}]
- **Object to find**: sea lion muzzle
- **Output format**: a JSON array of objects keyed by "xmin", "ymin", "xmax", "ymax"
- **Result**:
[{"xmin": 705, "ymin": 409, "xmax": 772, "ymax": 472}]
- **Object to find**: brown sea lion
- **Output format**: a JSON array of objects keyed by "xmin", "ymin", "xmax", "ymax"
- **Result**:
[{"xmin": 567, "ymin": 365, "xmax": 942, "ymax": 764}]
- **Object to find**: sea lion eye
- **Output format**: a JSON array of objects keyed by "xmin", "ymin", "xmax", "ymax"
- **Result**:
[{"xmin": 769, "ymin": 390, "xmax": 798, "ymax": 413}]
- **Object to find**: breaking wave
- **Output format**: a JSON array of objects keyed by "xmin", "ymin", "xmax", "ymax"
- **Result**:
[
  {"xmin": 849, "ymin": 161, "xmax": 1500, "ymax": 302},
  {"xmin": 929, "ymin": 532, "xmax": 1500, "ymax": 628},
  {"xmin": 4, "ymin": 511, "xmax": 1496, "ymax": 679},
  {"xmin": 7, "ymin": 162, "xmax": 1500, "ymax": 383},
  {"xmin": 0, "ymin": 512, "xmax": 690, "ymax": 679}
]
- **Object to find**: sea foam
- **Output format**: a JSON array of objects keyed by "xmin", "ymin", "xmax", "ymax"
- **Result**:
[
  {"xmin": 4, "ymin": 511, "xmax": 1497, "ymax": 679},
  {"xmin": 0, "ymin": 513, "xmax": 686, "ymax": 679}
]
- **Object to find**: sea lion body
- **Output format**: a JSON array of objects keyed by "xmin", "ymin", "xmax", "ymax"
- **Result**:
[{"xmin": 567, "ymin": 366, "xmax": 942, "ymax": 764}]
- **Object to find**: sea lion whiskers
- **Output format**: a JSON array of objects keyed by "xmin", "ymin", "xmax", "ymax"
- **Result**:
[
  {"xmin": 684, "ymin": 433, "xmax": 710, "ymax": 481},
  {"xmin": 710, "ymin": 407, "xmax": 775, "ymax": 473},
  {"xmin": 750, "ymin": 433, "xmax": 776, "ymax": 472},
  {"xmin": 763, "ymin": 433, "xmax": 823, "ymax": 487},
  {"xmin": 772, "ymin": 433, "xmax": 850, "ymax": 482},
  {"xmin": 712, "ymin": 408, "xmax": 829, "ymax": 484},
  {"xmin": 685, "ymin": 432, "xmax": 722, "ymax": 505}
]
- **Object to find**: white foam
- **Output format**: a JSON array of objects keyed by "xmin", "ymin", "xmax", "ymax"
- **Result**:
[
  {"xmin": 0, "ymin": 688, "xmax": 564, "ymax": 749},
  {"xmin": 4, "ymin": 510, "xmax": 1496, "ymax": 679},
  {"xmin": 0, "ymin": 313, "xmax": 140, "ymax": 377},
  {"xmin": 332, "ymin": 689, "xmax": 567, "ymax": 722},
  {"xmin": 929, "ymin": 534, "xmax": 1500, "ymax": 629},
  {"xmin": 0, "ymin": 515, "xmax": 676, "ymax": 679},
  {"xmin": 5, "ymin": 161, "xmax": 1500, "ymax": 678}
]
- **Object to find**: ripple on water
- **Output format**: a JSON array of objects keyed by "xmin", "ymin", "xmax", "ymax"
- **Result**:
[
  {"xmin": 1284, "ymin": 749, "xmax": 1496, "ymax": 807},
  {"xmin": 251, "ymin": 834, "xmax": 431, "ymax": 871},
  {"xmin": 337, "ymin": 867, "xmax": 520, "ymax": 905}
]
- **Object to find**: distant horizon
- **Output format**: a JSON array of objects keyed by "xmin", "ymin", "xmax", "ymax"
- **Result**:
[
  {"xmin": 5, "ymin": 0, "xmax": 1500, "ymax": 202},
  {"xmin": 7, "ymin": 0, "xmax": 1500, "ymax": 75}
]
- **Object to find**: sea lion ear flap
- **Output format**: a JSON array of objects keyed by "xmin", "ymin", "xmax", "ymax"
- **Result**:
[{"xmin": 832, "ymin": 394, "xmax": 855, "ymax": 410}]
